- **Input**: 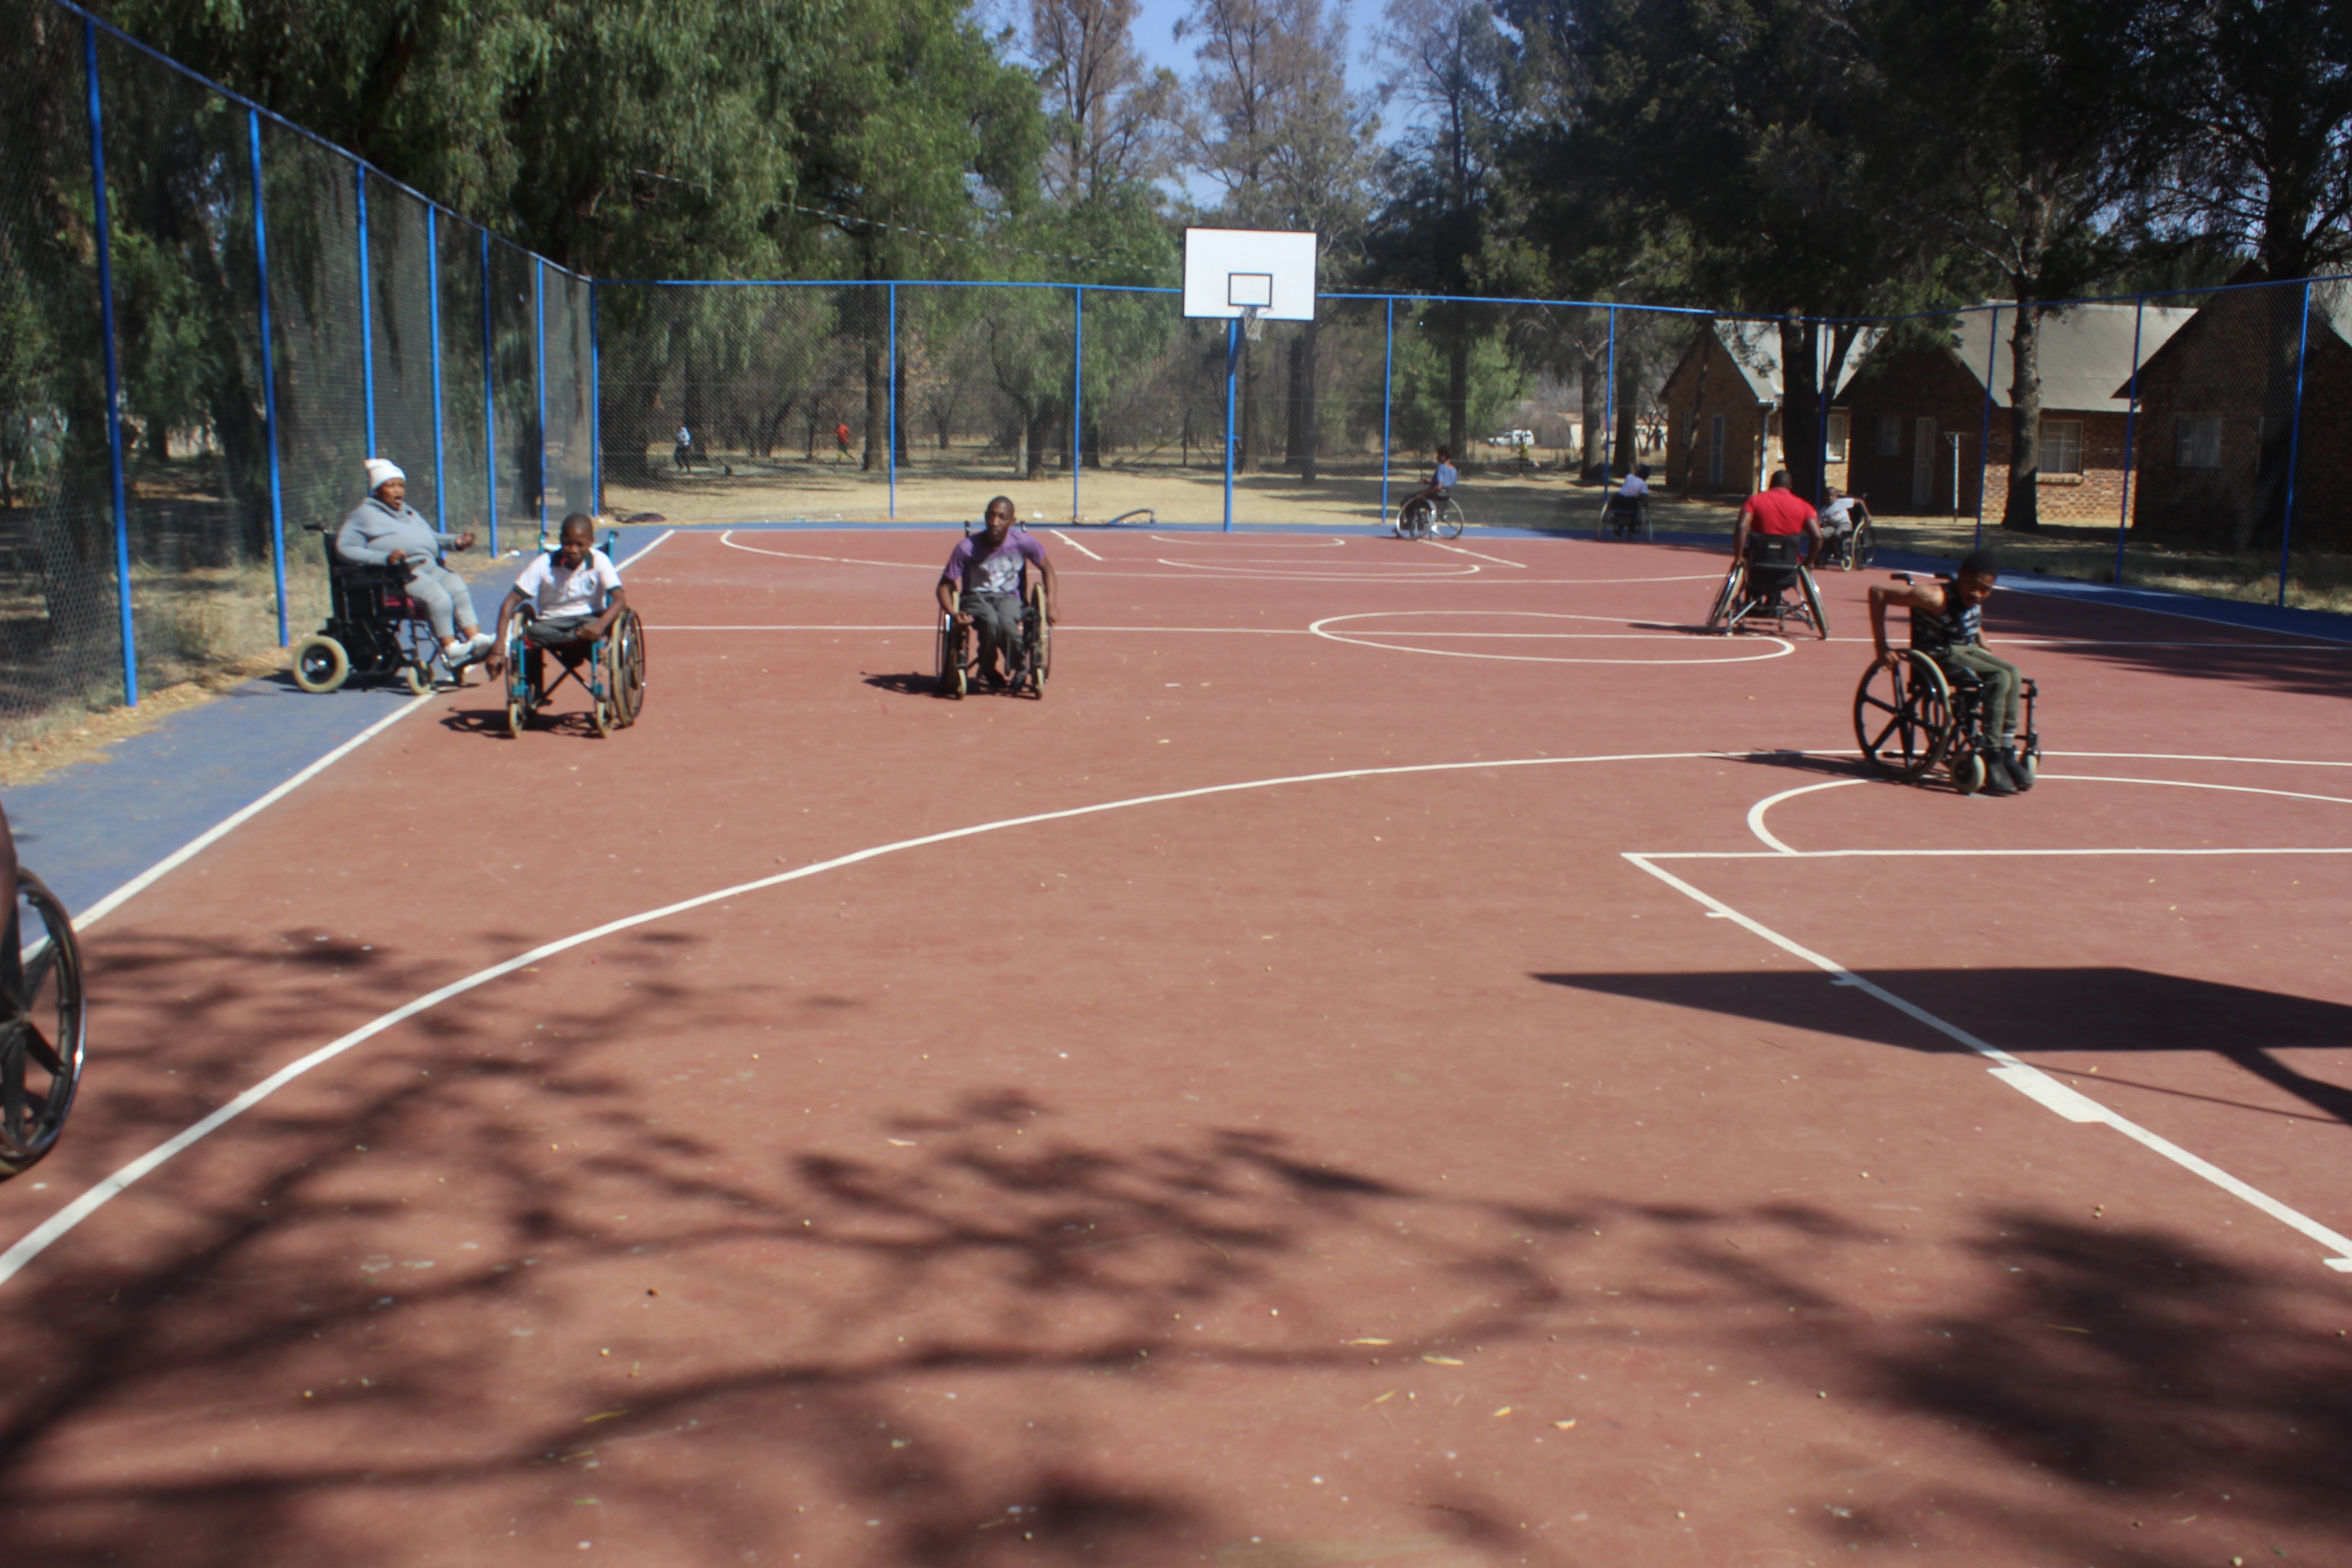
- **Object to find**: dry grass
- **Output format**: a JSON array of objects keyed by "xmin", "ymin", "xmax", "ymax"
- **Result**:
[{"xmin": 0, "ymin": 645, "xmax": 292, "ymax": 788}]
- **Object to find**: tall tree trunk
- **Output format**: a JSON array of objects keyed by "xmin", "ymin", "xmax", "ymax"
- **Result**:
[
  {"xmin": 1776, "ymin": 313, "xmax": 1821, "ymax": 499},
  {"xmin": 2245, "ymin": 280, "xmax": 2307, "ymax": 552},
  {"xmin": 1578, "ymin": 345, "xmax": 1606, "ymax": 480},
  {"xmin": 1446, "ymin": 318, "xmax": 1470, "ymax": 459},
  {"xmin": 1676, "ymin": 321, "xmax": 1715, "ymax": 496},
  {"xmin": 2001, "ymin": 302, "xmax": 2044, "ymax": 531},
  {"xmin": 1613, "ymin": 343, "xmax": 1642, "ymax": 484},
  {"xmin": 1025, "ymin": 397, "xmax": 1059, "ymax": 481}
]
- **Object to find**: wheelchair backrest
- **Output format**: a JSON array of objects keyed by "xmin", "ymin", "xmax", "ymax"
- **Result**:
[{"xmin": 1744, "ymin": 534, "xmax": 1804, "ymax": 567}]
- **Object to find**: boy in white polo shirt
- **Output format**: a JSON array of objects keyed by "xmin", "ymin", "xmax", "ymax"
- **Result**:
[{"xmin": 487, "ymin": 513, "xmax": 627, "ymax": 693}]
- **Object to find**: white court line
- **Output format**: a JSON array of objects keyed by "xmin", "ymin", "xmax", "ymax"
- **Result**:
[
  {"xmin": 1049, "ymin": 529, "xmax": 1102, "ymax": 561},
  {"xmin": 616, "ymin": 528, "xmax": 677, "ymax": 566},
  {"xmin": 1428, "ymin": 541, "xmax": 1529, "ymax": 568},
  {"xmin": 719, "ymin": 533, "xmax": 931, "ymax": 570},
  {"xmin": 1148, "ymin": 534, "xmax": 1347, "ymax": 547},
  {"xmin": 0, "ymin": 749, "xmax": 1748, "ymax": 1289},
  {"xmin": 1744, "ymin": 773, "xmax": 2352, "ymax": 855},
  {"xmin": 647, "ymin": 623, "xmax": 1313, "ymax": 635},
  {"xmin": 1310, "ymin": 610, "xmax": 1794, "ymax": 666},
  {"xmin": 1646, "ymin": 846, "xmax": 2352, "ymax": 860},
  {"xmin": 1745, "ymin": 778, "xmax": 1869, "ymax": 853},
  {"xmin": 1621, "ymin": 852, "xmax": 2352, "ymax": 1271}
]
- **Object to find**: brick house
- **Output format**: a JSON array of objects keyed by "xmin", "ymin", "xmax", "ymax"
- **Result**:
[
  {"xmin": 1660, "ymin": 321, "xmax": 1857, "ymax": 495},
  {"xmin": 2123, "ymin": 273, "xmax": 2352, "ymax": 550},
  {"xmin": 1840, "ymin": 301, "xmax": 2193, "ymax": 520}
]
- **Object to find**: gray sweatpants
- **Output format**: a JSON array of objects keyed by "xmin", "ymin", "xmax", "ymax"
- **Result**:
[
  {"xmin": 1940, "ymin": 644, "xmax": 2021, "ymax": 744},
  {"xmin": 961, "ymin": 590, "xmax": 1025, "ymax": 672},
  {"xmin": 403, "ymin": 560, "xmax": 480, "ymax": 641}
]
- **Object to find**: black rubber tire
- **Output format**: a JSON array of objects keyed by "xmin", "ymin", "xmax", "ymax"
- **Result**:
[
  {"xmin": 611, "ymin": 610, "xmax": 646, "ymax": 726},
  {"xmin": 1847, "ymin": 521, "xmax": 1876, "ymax": 571},
  {"xmin": 1950, "ymin": 750, "xmax": 1986, "ymax": 795},
  {"xmin": 1800, "ymin": 568, "xmax": 1831, "ymax": 639},
  {"xmin": 0, "ymin": 871, "xmax": 88, "ymax": 1177},
  {"xmin": 1706, "ymin": 567, "xmax": 1743, "ymax": 634},
  {"xmin": 1853, "ymin": 652, "xmax": 1954, "ymax": 781},
  {"xmin": 291, "ymin": 635, "xmax": 351, "ymax": 694}
]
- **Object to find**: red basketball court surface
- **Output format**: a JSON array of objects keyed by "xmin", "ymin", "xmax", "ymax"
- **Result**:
[{"xmin": 4, "ymin": 528, "xmax": 2348, "ymax": 1568}]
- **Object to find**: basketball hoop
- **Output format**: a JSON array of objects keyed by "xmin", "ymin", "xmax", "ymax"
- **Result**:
[{"xmin": 1239, "ymin": 304, "xmax": 1266, "ymax": 342}]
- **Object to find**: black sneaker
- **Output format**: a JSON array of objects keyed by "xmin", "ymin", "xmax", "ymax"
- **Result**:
[
  {"xmin": 1981, "ymin": 750, "xmax": 2018, "ymax": 796},
  {"xmin": 2004, "ymin": 748, "xmax": 2035, "ymax": 793}
]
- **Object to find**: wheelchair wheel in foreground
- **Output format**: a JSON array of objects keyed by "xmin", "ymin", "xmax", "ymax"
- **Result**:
[
  {"xmin": 610, "ymin": 610, "xmax": 647, "ymax": 727},
  {"xmin": 1799, "ymin": 568, "xmax": 1831, "ymax": 639},
  {"xmin": 399, "ymin": 661, "xmax": 433, "ymax": 696},
  {"xmin": 1, "ymin": 871, "xmax": 88, "ymax": 1178},
  {"xmin": 503, "ymin": 625, "xmax": 532, "ymax": 739},
  {"xmin": 1705, "ymin": 567, "xmax": 1743, "ymax": 634},
  {"xmin": 935, "ymin": 617, "xmax": 966, "ymax": 699},
  {"xmin": 1853, "ymin": 652, "xmax": 1953, "ymax": 781},
  {"xmin": 1433, "ymin": 500, "xmax": 1465, "ymax": 540},
  {"xmin": 1025, "ymin": 584, "xmax": 1051, "ymax": 697},
  {"xmin": 291, "ymin": 635, "xmax": 351, "ymax": 693}
]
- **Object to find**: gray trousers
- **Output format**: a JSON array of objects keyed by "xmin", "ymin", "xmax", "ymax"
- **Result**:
[
  {"xmin": 403, "ymin": 560, "xmax": 480, "ymax": 641},
  {"xmin": 1939, "ymin": 644, "xmax": 2021, "ymax": 744},
  {"xmin": 961, "ymin": 590, "xmax": 1025, "ymax": 671}
]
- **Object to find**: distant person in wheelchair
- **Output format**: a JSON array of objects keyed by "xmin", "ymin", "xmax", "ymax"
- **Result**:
[
  {"xmin": 937, "ymin": 496, "xmax": 1058, "ymax": 692},
  {"xmin": 1395, "ymin": 446, "xmax": 1456, "ymax": 538},
  {"xmin": 1602, "ymin": 463, "xmax": 1651, "ymax": 538},
  {"xmin": 336, "ymin": 459, "xmax": 495, "ymax": 668},
  {"xmin": 488, "ymin": 513, "xmax": 627, "ymax": 686},
  {"xmin": 1867, "ymin": 550, "xmax": 2035, "ymax": 796}
]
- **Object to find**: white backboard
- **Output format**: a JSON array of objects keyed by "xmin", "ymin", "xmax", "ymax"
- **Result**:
[{"xmin": 1183, "ymin": 229, "xmax": 1318, "ymax": 322}]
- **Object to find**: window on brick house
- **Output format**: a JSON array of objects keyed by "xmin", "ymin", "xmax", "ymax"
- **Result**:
[
  {"xmin": 1876, "ymin": 414, "xmax": 1901, "ymax": 456},
  {"xmin": 1826, "ymin": 413, "xmax": 1850, "ymax": 461},
  {"xmin": 2176, "ymin": 416, "xmax": 2221, "ymax": 469},
  {"xmin": 2042, "ymin": 419, "xmax": 2083, "ymax": 475}
]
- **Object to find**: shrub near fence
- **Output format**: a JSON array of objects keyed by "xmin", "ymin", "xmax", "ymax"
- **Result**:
[{"xmin": 5, "ymin": 0, "xmax": 2350, "ymax": 754}]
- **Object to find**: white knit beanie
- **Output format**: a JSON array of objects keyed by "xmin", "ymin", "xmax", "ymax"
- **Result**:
[{"xmin": 365, "ymin": 458, "xmax": 406, "ymax": 492}]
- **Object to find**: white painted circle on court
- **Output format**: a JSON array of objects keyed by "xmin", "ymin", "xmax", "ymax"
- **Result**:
[{"xmin": 1308, "ymin": 609, "xmax": 1795, "ymax": 665}]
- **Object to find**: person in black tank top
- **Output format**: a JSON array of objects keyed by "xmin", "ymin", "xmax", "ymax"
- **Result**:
[{"xmin": 1867, "ymin": 550, "xmax": 2034, "ymax": 796}]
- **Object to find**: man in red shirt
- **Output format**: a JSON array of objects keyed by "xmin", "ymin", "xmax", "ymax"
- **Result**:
[{"xmin": 1733, "ymin": 469, "xmax": 1823, "ymax": 564}]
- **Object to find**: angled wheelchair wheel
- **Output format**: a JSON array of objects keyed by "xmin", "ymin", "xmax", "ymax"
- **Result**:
[
  {"xmin": 1433, "ymin": 500, "xmax": 1465, "ymax": 540},
  {"xmin": 1705, "ymin": 566, "xmax": 1744, "ymax": 634},
  {"xmin": 1799, "ymin": 567, "xmax": 1831, "ymax": 639},
  {"xmin": 1, "ymin": 871, "xmax": 88, "ymax": 1177},
  {"xmin": 1853, "ymin": 652, "xmax": 1954, "ymax": 781},
  {"xmin": 1025, "ymin": 583, "xmax": 1051, "ymax": 697},
  {"xmin": 503, "ymin": 622, "xmax": 532, "ymax": 738},
  {"xmin": 1846, "ymin": 521, "xmax": 1876, "ymax": 571},
  {"xmin": 291, "ymin": 634, "xmax": 351, "ymax": 694},
  {"xmin": 610, "ymin": 609, "xmax": 647, "ymax": 726},
  {"xmin": 935, "ymin": 615, "xmax": 966, "ymax": 698}
]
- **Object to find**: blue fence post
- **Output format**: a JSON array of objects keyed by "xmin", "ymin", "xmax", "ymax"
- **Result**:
[
  {"xmin": 1379, "ymin": 297, "xmax": 1396, "ymax": 528},
  {"xmin": 247, "ymin": 108, "xmax": 288, "ymax": 647},
  {"xmin": 2277, "ymin": 280, "xmax": 2314, "ymax": 609},
  {"xmin": 357, "ymin": 167, "xmax": 375, "ymax": 458},
  {"xmin": 1604, "ymin": 306, "xmax": 1617, "ymax": 482},
  {"xmin": 1973, "ymin": 305, "xmax": 1999, "ymax": 546},
  {"xmin": 589, "ymin": 281, "xmax": 603, "ymax": 518},
  {"xmin": 886, "ymin": 284, "xmax": 898, "ymax": 521},
  {"xmin": 85, "ymin": 17, "xmax": 136, "ymax": 705},
  {"xmin": 480, "ymin": 230, "xmax": 498, "ymax": 555},
  {"xmin": 1223, "ymin": 316, "xmax": 1239, "ymax": 533},
  {"xmin": 1071, "ymin": 285, "xmax": 1083, "ymax": 524},
  {"xmin": 427, "ymin": 206, "xmax": 446, "ymax": 534},
  {"xmin": 534, "ymin": 260, "xmax": 548, "ymax": 544},
  {"xmin": 2113, "ymin": 295, "xmax": 2146, "ymax": 588}
]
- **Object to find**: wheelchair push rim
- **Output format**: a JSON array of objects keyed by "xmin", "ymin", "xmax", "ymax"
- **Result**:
[
  {"xmin": 935, "ymin": 615, "xmax": 967, "ymax": 699},
  {"xmin": 1853, "ymin": 651, "xmax": 1954, "ymax": 781},
  {"xmin": 0, "ymin": 871, "xmax": 88, "ymax": 1176},
  {"xmin": 1433, "ymin": 500, "xmax": 1465, "ymax": 540}
]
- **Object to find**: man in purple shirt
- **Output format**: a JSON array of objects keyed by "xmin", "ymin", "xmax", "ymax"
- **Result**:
[{"xmin": 937, "ymin": 496, "xmax": 1059, "ymax": 689}]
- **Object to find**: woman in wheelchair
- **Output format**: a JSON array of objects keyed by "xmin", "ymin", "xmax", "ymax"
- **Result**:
[
  {"xmin": 336, "ymin": 459, "xmax": 495, "ymax": 667},
  {"xmin": 1867, "ymin": 550, "xmax": 2035, "ymax": 796}
]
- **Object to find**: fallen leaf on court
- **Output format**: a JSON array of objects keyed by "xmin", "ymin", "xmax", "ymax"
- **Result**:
[
  {"xmin": 2046, "ymin": 1325, "xmax": 2092, "ymax": 1334},
  {"xmin": 1493, "ymin": 1406, "xmax": 1513, "ymax": 1416},
  {"xmin": 1552, "ymin": 1420, "xmax": 1577, "ymax": 1430},
  {"xmin": 1422, "ymin": 1355, "xmax": 1464, "ymax": 1366},
  {"xmin": 583, "ymin": 1411, "xmax": 628, "ymax": 1424},
  {"xmin": 1372, "ymin": 1391, "xmax": 1396, "ymax": 1404},
  {"xmin": 1344, "ymin": 1338, "xmax": 1392, "ymax": 1346},
  {"xmin": 887, "ymin": 1138, "xmax": 916, "ymax": 1147}
]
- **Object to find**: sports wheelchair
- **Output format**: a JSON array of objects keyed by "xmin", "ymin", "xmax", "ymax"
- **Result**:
[
  {"xmin": 1397, "ymin": 493, "xmax": 1465, "ymax": 539},
  {"xmin": 2, "ymin": 865, "xmax": 87, "ymax": 1178},
  {"xmin": 498, "ymin": 594, "xmax": 646, "ymax": 739},
  {"xmin": 291, "ymin": 524, "xmax": 470, "ymax": 694},
  {"xmin": 1598, "ymin": 492, "xmax": 1651, "ymax": 542},
  {"xmin": 1852, "ymin": 573, "xmax": 2041, "ymax": 794},
  {"xmin": 936, "ymin": 577, "xmax": 1050, "ymax": 699},
  {"xmin": 1705, "ymin": 534, "xmax": 1829, "ymax": 638}
]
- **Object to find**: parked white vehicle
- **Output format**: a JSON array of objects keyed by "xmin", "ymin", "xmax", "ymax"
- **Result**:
[{"xmin": 1486, "ymin": 429, "xmax": 1535, "ymax": 447}]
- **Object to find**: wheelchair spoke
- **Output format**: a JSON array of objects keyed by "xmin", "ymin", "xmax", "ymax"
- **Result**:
[{"xmin": 20, "ymin": 1022, "xmax": 63, "ymax": 1078}]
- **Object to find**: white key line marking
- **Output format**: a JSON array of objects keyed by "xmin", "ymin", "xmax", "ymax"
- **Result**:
[
  {"xmin": 1049, "ymin": 529, "xmax": 1103, "ymax": 561},
  {"xmin": 1621, "ymin": 851, "xmax": 2352, "ymax": 1271}
]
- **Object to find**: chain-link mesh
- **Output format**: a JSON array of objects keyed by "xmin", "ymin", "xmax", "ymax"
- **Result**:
[
  {"xmin": 0, "ymin": 7, "xmax": 126, "ymax": 745},
  {"xmin": 435, "ymin": 213, "xmax": 490, "ymax": 540}
]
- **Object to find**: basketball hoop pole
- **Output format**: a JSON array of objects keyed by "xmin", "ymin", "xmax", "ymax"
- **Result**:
[{"xmin": 1223, "ymin": 316, "xmax": 1240, "ymax": 532}]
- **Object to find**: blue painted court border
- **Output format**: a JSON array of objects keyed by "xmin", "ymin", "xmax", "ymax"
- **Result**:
[{"xmin": 10, "ymin": 525, "xmax": 2349, "ymax": 924}]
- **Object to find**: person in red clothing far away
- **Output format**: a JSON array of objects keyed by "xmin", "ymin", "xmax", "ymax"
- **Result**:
[
  {"xmin": 835, "ymin": 421, "xmax": 853, "ymax": 465},
  {"xmin": 1732, "ymin": 468, "xmax": 1823, "ymax": 565}
]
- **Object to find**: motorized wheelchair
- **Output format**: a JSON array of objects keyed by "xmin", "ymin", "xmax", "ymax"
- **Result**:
[
  {"xmin": 1852, "ymin": 573, "xmax": 2041, "ymax": 794},
  {"xmin": 0, "ymin": 862, "xmax": 86, "ymax": 1179},
  {"xmin": 290, "ymin": 524, "xmax": 469, "ymax": 694},
  {"xmin": 497, "ymin": 551, "xmax": 646, "ymax": 739},
  {"xmin": 1705, "ymin": 534, "xmax": 1829, "ymax": 638},
  {"xmin": 936, "ymin": 577, "xmax": 1050, "ymax": 699}
]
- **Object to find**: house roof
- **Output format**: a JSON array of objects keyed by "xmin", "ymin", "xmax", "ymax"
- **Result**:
[
  {"xmin": 1949, "ymin": 301, "xmax": 2196, "ymax": 412},
  {"xmin": 2117, "ymin": 274, "xmax": 2352, "ymax": 397},
  {"xmin": 1696, "ymin": 319, "xmax": 1884, "ymax": 404}
]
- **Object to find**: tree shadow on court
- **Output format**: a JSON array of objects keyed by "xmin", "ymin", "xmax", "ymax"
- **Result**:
[
  {"xmin": 1538, "ymin": 966, "xmax": 2352, "ymax": 1126},
  {"xmin": 1978, "ymin": 598, "xmax": 2352, "ymax": 705},
  {"xmin": 2, "ymin": 1005, "xmax": 2348, "ymax": 1565}
]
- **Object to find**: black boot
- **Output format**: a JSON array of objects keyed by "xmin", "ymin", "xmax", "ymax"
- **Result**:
[
  {"xmin": 1981, "ymin": 748, "xmax": 2018, "ymax": 796},
  {"xmin": 2004, "ymin": 746, "xmax": 2035, "ymax": 793}
]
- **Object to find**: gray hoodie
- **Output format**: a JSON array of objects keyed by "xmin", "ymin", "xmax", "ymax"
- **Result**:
[{"xmin": 336, "ymin": 494, "xmax": 458, "ymax": 568}]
